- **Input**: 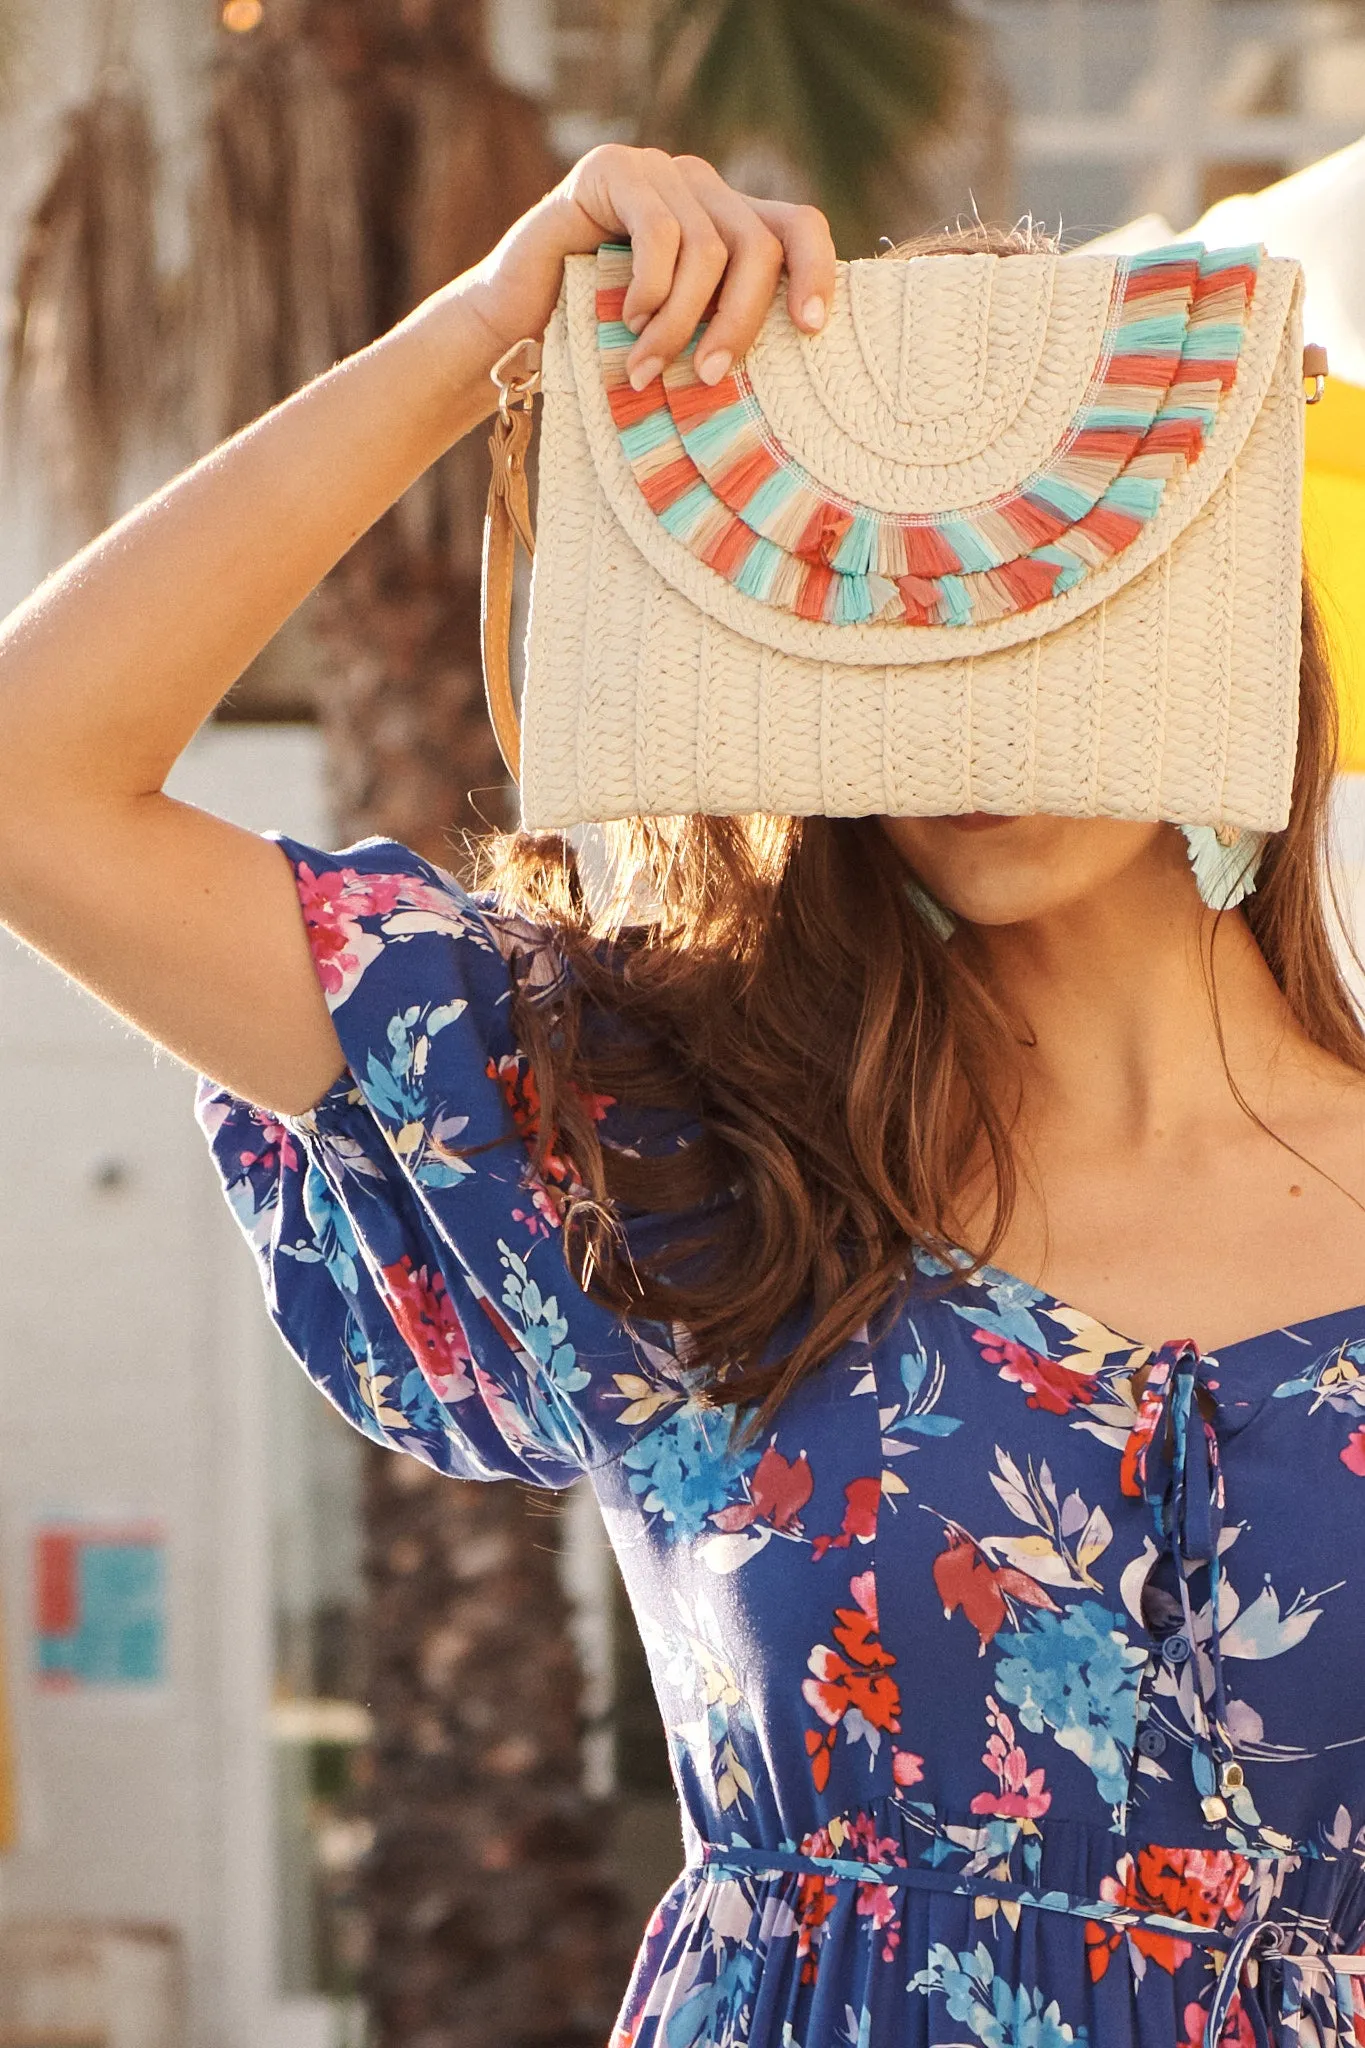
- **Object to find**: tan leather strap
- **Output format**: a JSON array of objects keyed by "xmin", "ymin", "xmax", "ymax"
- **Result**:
[{"xmin": 480, "ymin": 337, "xmax": 542, "ymax": 781}]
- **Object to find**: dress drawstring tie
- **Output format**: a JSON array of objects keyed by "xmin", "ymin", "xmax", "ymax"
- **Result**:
[
  {"xmin": 698, "ymin": 1849, "xmax": 1365, "ymax": 2048},
  {"xmin": 1123, "ymin": 1340, "xmax": 1245, "ymax": 1822}
]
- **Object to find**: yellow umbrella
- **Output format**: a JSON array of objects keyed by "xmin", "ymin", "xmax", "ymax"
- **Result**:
[{"xmin": 1091, "ymin": 140, "xmax": 1365, "ymax": 767}]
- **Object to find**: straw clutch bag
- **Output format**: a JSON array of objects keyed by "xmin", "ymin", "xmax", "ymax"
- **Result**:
[{"xmin": 481, "ymin": 240, "xmax": 1310, "ymax": 834}]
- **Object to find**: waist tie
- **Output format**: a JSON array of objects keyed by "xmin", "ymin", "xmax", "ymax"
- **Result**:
[{"xmin": 698, "ymin": 1847, "xmax": 1365, "ymax": 2048}]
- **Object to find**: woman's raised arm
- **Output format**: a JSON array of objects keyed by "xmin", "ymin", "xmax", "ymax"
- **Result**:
[{"xmin": 0, "ymin": 147, "xmax": 835, "ymax": 1115}]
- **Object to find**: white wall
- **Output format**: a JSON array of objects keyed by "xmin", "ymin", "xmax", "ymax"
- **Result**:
[{"xmin": 0, "ymin": 725, "xmax": 331, "ymax": 2048}]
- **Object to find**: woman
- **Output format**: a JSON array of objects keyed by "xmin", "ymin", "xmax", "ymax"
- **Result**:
[{"xmin": 2, "ymin": 144, "xmax": 1364, "ymax": 2048}]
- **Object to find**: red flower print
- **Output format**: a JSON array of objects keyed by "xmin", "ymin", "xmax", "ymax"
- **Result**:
[
  {"xmin": 969, "ymin": 1695, "xmax": 1051, "ymax": 1819},
  {"xmin": 811, "ymin": 1475, "xmax": 881, "ymax": 1561},
  {"xmin": 486, "ymin": 1054, "xmax": 590, "ymax": 1220},
  {"xmin": 975, "ymin": 1330, "xmax": 1097, "ymax": 1415},
  {"xmin": 1121, "ymin": 1363, "xmax": 1170, "ymax": 1497},
  {"xmin": 712, "ymin": 1445, "xmax": 814, "ymax": 1534},
  {"xmin": 380, "ymin": 1254, "xmax": 474, "ymax": 1404},
  {"xmin": 1342, "ymin": 1426, "xmax": 1365, "ymax": 1477},
  {"xmin": 1085, "ymin": 1846, "xmax": 1252, "ymax": 1983},
  {"xmin": 802, "ymin": 1571, "xmax": 901, "ymax": 1791},
  {"xmin": 932, "ymin": 1526, "xmax": 1061, "ymax": 1652}
]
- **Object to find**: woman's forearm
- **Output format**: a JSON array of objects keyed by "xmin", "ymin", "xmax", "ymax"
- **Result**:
[{"xmin": 0, "ymin": 281, "xmax": 511, "ymax": 814}]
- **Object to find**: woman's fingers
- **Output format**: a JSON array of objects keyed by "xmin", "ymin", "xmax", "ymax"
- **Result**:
[
  {"xmin": 560, "ymin": 146, "xmax": 837, "ymax": 393},
  {"xmin": 749, "ymin": 198, "xmax": 840, "ymax": 337},
  {"xmin": 660, "ymin": 158, "xmax": 788, "ymax": 386}
]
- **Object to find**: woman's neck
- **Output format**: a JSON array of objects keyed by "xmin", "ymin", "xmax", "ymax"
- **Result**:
[{"xmin": 963, "ymin": 833, "xmax": 1308, "ymax": 1156}]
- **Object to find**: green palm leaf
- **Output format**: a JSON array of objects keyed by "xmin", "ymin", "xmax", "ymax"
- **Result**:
[{"xmin": 646, "ymin": 0, "xmax": 967, "ymax": 255}]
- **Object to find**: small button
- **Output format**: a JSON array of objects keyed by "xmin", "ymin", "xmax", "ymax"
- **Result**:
[
  {"xmin": 1137, "ymin": 1727, "xmax": 1168, "ymax": 1758},
  {"xmin": 1161, "ymin": 1633, "xmax": 1192, "ymax": 1666}
]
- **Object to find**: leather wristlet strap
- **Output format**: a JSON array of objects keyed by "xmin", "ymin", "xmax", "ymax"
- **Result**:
[{"xmin": 480, "ymin": 337, "xmax": 542, "ymax": 782}]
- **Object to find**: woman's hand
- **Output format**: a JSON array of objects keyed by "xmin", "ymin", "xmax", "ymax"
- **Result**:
[{"xmin": 462, "ymin": 145, "xmax": 838, "ymax": 393}]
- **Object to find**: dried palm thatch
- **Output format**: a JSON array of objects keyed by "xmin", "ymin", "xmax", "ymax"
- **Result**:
[
  {"xmin": 192, "ymin": 36, "xmax": 370, "ymax": 447},
  {"xmin": 9, "ymin": 76, "xmax": 159, "ymax": 532}
]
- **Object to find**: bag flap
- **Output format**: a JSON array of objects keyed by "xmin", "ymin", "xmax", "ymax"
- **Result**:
[{"xmin": 546, "ymin": 242, "xmax": 1302, "ymax": 667}]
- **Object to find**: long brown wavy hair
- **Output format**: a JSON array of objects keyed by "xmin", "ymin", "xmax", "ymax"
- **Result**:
[{"xmin": 476, "ymin": 232, "xmax": 1365, "ymax": 1442}]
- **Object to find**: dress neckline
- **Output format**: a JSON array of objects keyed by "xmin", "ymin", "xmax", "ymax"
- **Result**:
[{"xmin": 956, "ymin": 1251, "xmax": 1365, "ymax": 1367}]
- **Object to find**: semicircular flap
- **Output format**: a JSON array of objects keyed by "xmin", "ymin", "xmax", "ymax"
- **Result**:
[{"xmin": 596, "ymin": 240, "xmax": 1261, "ymax": 630}]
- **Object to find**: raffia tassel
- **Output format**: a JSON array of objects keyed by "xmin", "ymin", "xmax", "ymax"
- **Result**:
[{"xmin": 597, "ymin": 237, "xmax": 1258, "ymax": 631}]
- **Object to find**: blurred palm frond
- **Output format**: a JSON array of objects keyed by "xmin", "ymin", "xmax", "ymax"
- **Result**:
[
  {"xmin": 9, "ymin": 78, "xmax": 159, "ymax": 530},
  {"xmin": 646, "ymin": 0, "xmax": 970, "ymax": 254}
]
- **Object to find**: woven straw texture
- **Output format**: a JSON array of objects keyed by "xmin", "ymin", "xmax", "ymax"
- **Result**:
[{"xmin": 520, "ymin": 247, "xmax": 1305, "ymax": 832}]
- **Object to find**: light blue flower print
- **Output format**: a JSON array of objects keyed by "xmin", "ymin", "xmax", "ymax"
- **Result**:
[
  {"xmin": 993, "ymin": 1602, "xmax": 1146, "ymax": 1808},
  {"xmin": 665, "ymin": 1946, "xmax": 760, "ymax": 2048},
  {"xmin": 909, "ymin": 1943, "xmax": 1087, "ymax": 2048},
  {"xmin": 497, "ymin": 1241, "xmax": 590, "ymax": 1397},
  {"xmin": 919, "ymin": 1257, "xmax": 1056, "ymax": 1357},
  {"xmin": 621, "ymin": 1403, "xmax": 761, "ymax": 1543},
  {"xmin": 1271, "ymin": 1338, "xmax": 1365, "ymax": 1421},
  {"xmin": 883, "ymin": 1329, "xmax": 963, "ymax": 1448},
  {"xmin": 331, "ymin": 1323, "xmax": 395, "ymax": 1446},
  {"xmin": 838, "ymin": 2007, "xmax": 872, "ymax": 2048},
  {"xmin": 297, "ymin": 1161, "xmax": 361, "ymax": 1295},
  {"xmin": 361, "ymin": 1000, "xmax": 474, "ymax": 1190},
  {"xmin": 490, "ymin": 1240, "xmax": 596, "ymax": 1466}
]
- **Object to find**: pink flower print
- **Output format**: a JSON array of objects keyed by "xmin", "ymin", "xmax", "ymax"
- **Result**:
[
  {"xmin": 1178, "ymin": 1996, "xmax": 1255, "ymax": 2048},
  {"xmin": 238, "ymin": 1111, "xmax": 298, "ymax": 1180},
  {"xmin": 969, "ymin": 1695, "xmax": 1051, "ymax": 1818},
  {"xmin": 856, "ymin": 1876, "xmax": 902, "ymax": 1960},
  {"xmin": 795, "ymin": 1814, "xmax": 906, "ymax": 1970},
  {"xmin": 380, "ymin": 1254, "xmax": 474, "ymax": 1403},
  {"xmin": 293, "ymin": 863, "xmax": 463, "ymax": 999},
  {"xmin": 512, "ymin": 1183, "xmax": 563, "ymax": 1240},
  {"xmin": 975, "ymin": 1330, "xmax": 1097, "ymax": 1415},
  {"xmin": 294, "ymin": 863, "xmax": 405, "ymax": 998},
  {"xmin": 891, "ymin": 1747, "xmax": 925, "ymax": 1788},
  {"xmin": 1341, "ymin": 1426, "xmax": 1365, "ymax": 1477}
]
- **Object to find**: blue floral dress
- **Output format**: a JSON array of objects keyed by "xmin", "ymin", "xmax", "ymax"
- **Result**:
[{"xmin": 199, "ymin": 836, "xmax": 1365, "ymax": 2048}]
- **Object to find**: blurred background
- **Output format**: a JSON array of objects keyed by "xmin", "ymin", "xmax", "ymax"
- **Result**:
[{"xmin": 2, "ymin": 3, "xmax": 1365, "ymax": 2045}]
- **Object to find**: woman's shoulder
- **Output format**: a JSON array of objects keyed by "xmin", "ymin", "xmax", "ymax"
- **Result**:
[{"xmin": 274, "ymin": 832, "xmax": 568, "ymax": 1015}]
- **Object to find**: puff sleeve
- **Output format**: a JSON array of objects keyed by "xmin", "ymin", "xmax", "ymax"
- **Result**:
[{"xmin": 197, "ymin": 834, "xmax": 642, "ymax": 1490}]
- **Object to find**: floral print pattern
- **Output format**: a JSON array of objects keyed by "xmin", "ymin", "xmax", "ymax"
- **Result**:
[{"xmin": 200, "ymin": 837, "xmax": 1365, "ymax": 2048}]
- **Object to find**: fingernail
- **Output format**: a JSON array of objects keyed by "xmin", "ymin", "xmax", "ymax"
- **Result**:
[
  {"xmin": 801, "ymin": 295, "xmax": 826, "ymax": 330},
  {"xmin": 624, "ymin": 311, "xmax": 647, "ymax": 335},
  {"xmin": 696, "ymin": 348, "xmax": 732, "ymax": 387},
  {"xmin": 628, "ymin": 355, "xmax": 663, "ymax": 391}
]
